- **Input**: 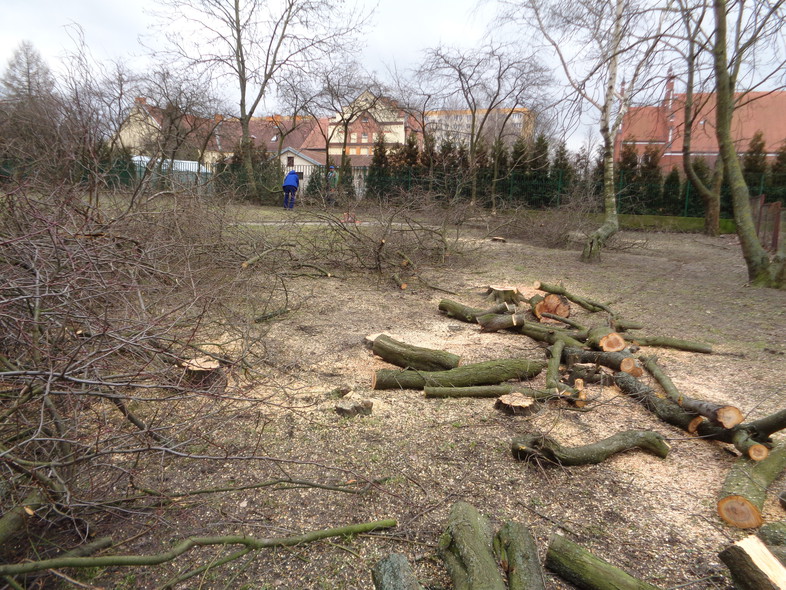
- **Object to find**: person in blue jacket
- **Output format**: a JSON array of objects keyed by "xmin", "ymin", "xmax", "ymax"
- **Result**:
[{"xmin": 282, "ymin": 169, "xmax": 299, "ymax": 209}]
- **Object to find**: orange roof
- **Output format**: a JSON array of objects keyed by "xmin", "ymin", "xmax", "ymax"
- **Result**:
[{"xmin": 619, "ymin": 90, "xmax": 786, "ymax": 157}]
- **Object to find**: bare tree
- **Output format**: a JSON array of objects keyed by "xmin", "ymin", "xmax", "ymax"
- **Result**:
[
  {"xmin": 507, "ymin": 0, "xmax": 671, "ymax": 261},
  {"xmin": 417, "ymin": 43, "xmax": 548, "ymax": 205},
  {"xmin": 155, "ymin": 0, "xmax": 369, "ymax": 197},
  {"xmin": 707, "ymin": 0, "xmax": 786, "ymax": 287}
]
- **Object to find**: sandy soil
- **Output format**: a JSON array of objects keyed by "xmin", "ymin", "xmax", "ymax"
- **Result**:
[{"xmin": 109, "ymin": 229, "xmax": 786, "ymax": 589}]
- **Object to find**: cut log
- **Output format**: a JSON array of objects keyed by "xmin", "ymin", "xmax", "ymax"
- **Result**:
[
  {"xmin": 641, "ymin": 356, "xmax": 743, "ymax": 429},
  {"xmin": 562, "ymin": 348, "xmax": 643, "ymax": 377},
  {"xmin": 717, "ymin": 442, "xmax": 786, "ymax": 529},
  {"xmin": 368, "ymin": 334, "xmax": 461, "ymax": 372},
  {"xmin": 718, "ymin": 535, "xmax": 786, "ymax": 589},
  {"xmin": 372, "ymin": 554, "xmax": 425, "ymax": 590},
  {"xmin": 438, "ymin": 501, "xmax": 506, "ymax": 590},
  {"xmin": 495, "ymin": 394, "xmax": 540, "ymax": 416},
  {"xmin": 438, "ymin": 299, "xmax": 515, "ymax": 323},
  {"xmin": 372, "ymin": 358, "xmax": 546, "ymax": 391},
  {"xmin": 493, "ymin": 521, "xmax": 546, "ymax": 590},
  {"xmin": 732, "ymin": 430, "xmax": 771, "ymax": 461},
  {"xmin": 626, "ymin": 335, "xmax": 713, "ymax": 354},
  {"xmin": 511, "ymin": 430, "xmax": 670, "ymax": 466},
  {"xmin": 586, "ymin": 327, "xmax": 626, "ymax": 352},
  {"xmin": 485, "ymin": 285, "xmax": 527, "ymax": 305},
  {"xmin": 533, "ymin": 281, "xmax": 610, "ymax": 314},
  {"xmin": 545, "ymin": 533, "xmax": 663, "ymax": 590},
  {"xmin": 533, "ymin": 293, "xmax": 571, "ymax": 320}
]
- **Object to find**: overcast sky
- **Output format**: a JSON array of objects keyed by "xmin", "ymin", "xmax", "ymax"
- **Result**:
[{"xmin": 0, "ymin": 0, "xmax": 493, "ymax": 80}]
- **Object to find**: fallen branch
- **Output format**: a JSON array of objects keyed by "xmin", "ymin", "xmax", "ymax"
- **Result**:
[
  {"xmin": 0, "ymin": 519, "xmax": 398, "ymax": 576},
  {"xmin": 512, "ymin": 431, "xmax": 670, "ymax": 466},
  {"xmin": 438, "ymin": 299, "xmax": 514, "ymax": 323},
  {"xmin": 626, "ymin": 335, "xmax": 712, "ymax": 354},
  {"xmin": 641, "ymin": 356, "xmax": 743, "ymax": 428}
]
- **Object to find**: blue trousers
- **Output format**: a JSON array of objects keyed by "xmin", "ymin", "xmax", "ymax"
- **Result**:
[{"xmin": 283, "ymin": 187, "xmax": 296, "ymax": 209}]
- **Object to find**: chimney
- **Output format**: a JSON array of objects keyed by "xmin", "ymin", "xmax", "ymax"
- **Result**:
[{"xmin": 135, "ymin": 96, "xmax": 147, "ymax": 105}]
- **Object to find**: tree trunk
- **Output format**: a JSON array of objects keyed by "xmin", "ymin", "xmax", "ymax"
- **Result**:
[
  {"xmin": 718, "ymin": 535, "xmax": 786, "ymax": 590},
  {"xmin": 512, "ymin": 431, "xmax": 670, "ymax": 466},
  {"xmin": 712, "ymin": 0, "xmax": 784, "ymax": 288},
  {"xmin": 372, "ymin": 358, "xmax": 546, "ymax": 390},
  {"xmin": 372, "ymin": 554, "xmax": 425, "ymax": 590},
  {"xmin": 493, "ymin": 521, "xmax": 547, "ymax": 590},
  {"xmin": 438, "ymin": 501, "xmax": 506, "ymax": 590},
  {"xmin": 545, "ymin": 533, "xmax": 663, "ymax": 590},
  {"xmin": 368, "ymin": 334, "xmax": 461, "ymax": 372},
  {"xmin": 642, "ymin": 356, "xmax": 742, "ymax": 428},
  {"xmin": 717, "ymin": 442, "xmax": 786, "ymax": 529}
]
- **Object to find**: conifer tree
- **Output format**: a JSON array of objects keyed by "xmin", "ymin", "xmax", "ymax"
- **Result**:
[
  {"xmin": 366, "ymin": 133, "xmax": 389, "ymax": 200},
  {"xmin": 742, "ymin": 130, "xmax": 768, "ymax": 195},
  {"xmin": 551, "ymin": 140, "xmax": 574, "ymax": 195},
  {"xmin": 662, "ymin": 167, "xmax": 682, "ymax": 215},
  {"xmin": 638, "ymin": 144, "xmax": 663, "ymax": 213},
  {"xmin": 770, "ymin": 141, "xmax": 786, "ymax": 202}
]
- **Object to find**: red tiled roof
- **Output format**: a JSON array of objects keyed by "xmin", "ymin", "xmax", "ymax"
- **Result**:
[{"xmin": 618, "ymin": 90, "xmax": 786, "ymax": 163}]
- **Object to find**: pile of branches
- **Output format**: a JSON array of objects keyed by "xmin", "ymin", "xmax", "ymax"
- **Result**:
[
  {"xmin": 0, "ymin": 190, "xmax": 301, "ymax": 572},
  {"xmin": 366, "ymin": 281, "xmax": 786, "ymax": 587}
]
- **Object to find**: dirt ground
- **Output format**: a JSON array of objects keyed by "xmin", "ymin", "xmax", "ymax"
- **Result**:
[{"xmin": 107, "ymin": 228, "xmax": 786, "ymax": 589}]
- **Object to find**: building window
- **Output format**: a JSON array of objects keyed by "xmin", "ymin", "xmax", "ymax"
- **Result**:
[
  {"xmin": 287, "ymin": 156, "xmax": 294, "ymax": 167},
  {"xmin": 351, "ymin": 133, "xmax": 357, "ymax": 143},
  {"xmin": 362, "ymin": 132, "xmax": 368, "ymax": 143}
]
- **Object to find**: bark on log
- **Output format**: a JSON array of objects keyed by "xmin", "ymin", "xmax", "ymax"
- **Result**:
[
  {"xmin": 586, "ymin": 327, "xmax": 626, "ymax": 352},
  {"xmin": 511, "ymin": 431, "xmax": 670, "ymax": 466},
  {"xmin": 614, "ymin": 372, "xmax": 778, "ymax": 459},
  {"xmin": 545, "ymin": 340, "xmax": 566, "ymax": 391},
  {"xmin": 372, "ymin": 554, "xmax": 426, "ymax": 590},
  {"xmin": 438, "ymin": 501, "xmax": 506, "ymax": 590},
  {"xmin": 565, "ymin": 365, "xmax": 614, "ymax": 387},
  {"xmin": 423, "ymin": 385, "xmax": 571, "ymax": 402},
  {"xmin": 493, "ymin": 521, "xmax": 546, "ymax": 590},
  {"xmin": 368, "ymin": 334, "xmax": 461, "ymax": 371},
  {"xmin": 717, "ymin": 443, "xmax": 786, "ymax": 529},
  {"xmin": 438, "ymin": 299, "xmax": 514, "ymax": 323},
  {"xmin": 760, "ymin": 522, "xmax": 786, "ymax": 547},
  {"xmin": 545, "ymin": 533, "xmax": 663, "ymax": 590},
  {"xmin": 641, "ymin": 356, "xmax": 743, "ymax": 429},
  {"xmin": 372, "ymin": 358, "xmax": 546, "ymax": 390},
  {"xmin": 732, "ymin": 430, "xmax": 771, "ymax": 461},
  {"xmin": 533, "ymin": 282, "xmax": 610, "ymax": 314},
  {"xmin": 718, "ymin": 535, "xmax": 786, "ymax": 590},
  {"xmin": 625, "ymin": 335, "xmax": 713, "ymax": 354},
  {"xmin": 563, "ymin": 348, "xmax": 643, "ymax": 377}
]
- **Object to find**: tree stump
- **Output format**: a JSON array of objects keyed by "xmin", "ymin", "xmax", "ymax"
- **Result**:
[
  {"xmin": 484, "ymin": 285, "xmax": 527, "ymax": 305},
  {"xmin": 495, "ymin": 393, "xmax": 540, "ymax": 416},
  {"xmin": 180, "ymin": 356, "xmax": 225, "ymax": 392}
]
